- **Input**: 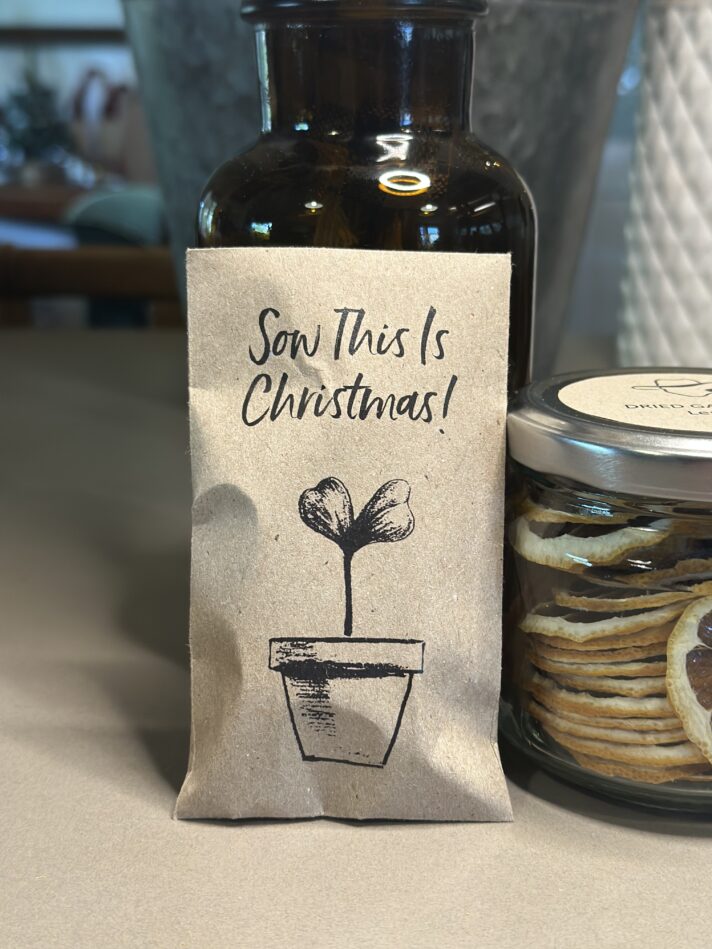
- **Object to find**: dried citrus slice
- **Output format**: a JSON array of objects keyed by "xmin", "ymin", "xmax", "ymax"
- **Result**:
[
  {"xmin": 534, "ymin": 639, "xmax": 667, "ymax": 663},
  {"xmin": 570, "ymin": 752, "xmax": 712, "ymax": 785},
  {"xmin": 528, "ymin": 671, "xmax": 675, "ymax": 718},
  {"xmin": 531, "ymin": 653, "xmax": 667, "ymax": 679},
  {"xmin": 549, "ymin": 671, "xmax": 667, "ymax": 698},
  {"xmin": 528, "ymin": 701, "xmax": 686, "ymax": 745},
  {"xmin": 520, "ymin": 602, "xmax": 684, "ymax": 643},
  {"xmin": 666, "ymin": 596, "xmax": 712, "ymax": 765},
  {"xmin": 554, "ymin": 587, "xmax": 695, "ymax": 613},
  {"xmin": 552, "ymin": 707, "xmax": 682, "ymax": 732},
  {"xmin": 510, "ymin": 515, "xmax": 672, "ymax": 571},
  {"xmin": 536, "ymin": 622, "xmax": 674, "ymax": 652},
  {"xmin": 545, "ymin": 726, "xmax": 708, "ymax": 766},
  {"xmin": 619, "ymin": 558, "xmax": 712, "ymax": 592}
]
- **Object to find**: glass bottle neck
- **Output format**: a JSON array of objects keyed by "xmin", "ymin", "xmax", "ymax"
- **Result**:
[{"xmin": 255, "ymin": 18, "xmax": 477, "ymax": 138}]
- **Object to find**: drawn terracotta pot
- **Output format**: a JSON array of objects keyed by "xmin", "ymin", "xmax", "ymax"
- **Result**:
[{"xmin": 269, "ymin": 637, "xmax": 425, "ymax": 767}]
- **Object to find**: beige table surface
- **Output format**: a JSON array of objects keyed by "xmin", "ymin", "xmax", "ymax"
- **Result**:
[{"xmin": 2, "ymin": 331, "xmax": 711, "ymax": 949}]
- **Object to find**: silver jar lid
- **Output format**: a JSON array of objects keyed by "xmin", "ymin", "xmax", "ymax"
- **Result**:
[{"xmin": 508, "ymin": 369, "xmax": 712, "ymax": 502}]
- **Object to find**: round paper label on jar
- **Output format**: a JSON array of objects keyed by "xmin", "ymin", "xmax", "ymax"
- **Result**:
[{"xmin": 558, "ymin": 372, "xmax": 712, "ymax": 433}]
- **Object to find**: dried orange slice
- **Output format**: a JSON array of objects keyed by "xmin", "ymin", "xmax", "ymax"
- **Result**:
[
  {"xmin": 667, "ymin": 596, "xmax": 712, "ymax": 765},
  {"xmin": 530, "ymin": 653, "xmax": 668, "ymax": 679},
  {"xmin": 619, "ymin": 557, "xmax": 712, "ymax": 592},
  {"xmin": 511, "ymin": 516, "xmax": 672, "ymax": 572},
  {"xmin": 571, "ymin": 752, "xmax": 712, "ymax": 785},
  {"xmin": 520, "ymin": 602, "xmax": 685, "ymax": 643},
  {"xmin": 550, "ymin": 708, "xmax": 682, "ymax": 732},
  {"xmin": 534, "ymin": 639, "xmax": 667, "ymax": 663},
  {"xmin": 537, "ymin": 622, "xmax": 674, "ymax": 652},
  {"xmin": 528, "ymin": 701, "xmax": 686, "ymax": 745},
  {"xmin": 554, "ymin": 587, "xmax": 696, "ymax": 613},
  {"xmin": 528, "ymin": 671, "xmax": 675, "ymax": 718},
  {"xmin": 549, "ymin": 671, "xmax": 667, "ymax": 698},
  {"xmin": 544, "ymin": 726, "xmax": 708, "ymax": 767}
]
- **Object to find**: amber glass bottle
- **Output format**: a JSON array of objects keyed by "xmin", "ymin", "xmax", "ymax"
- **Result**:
[{"xmin": 198, "ymin": 0, "xmax": 536, "ymax": 388}]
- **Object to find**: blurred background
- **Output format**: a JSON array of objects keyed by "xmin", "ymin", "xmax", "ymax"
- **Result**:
[
  {"xmin": 0, "ymin": 0, "xmax": 708, "ymax": 372},
  {"xmin": 0, "ymin": 0, "xmax": 173, "ymax": 329}
]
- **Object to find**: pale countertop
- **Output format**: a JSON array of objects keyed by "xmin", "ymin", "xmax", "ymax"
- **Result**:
[{"xmin": 2, "ymin": 331, "xmax": 711, "ymax": 949}]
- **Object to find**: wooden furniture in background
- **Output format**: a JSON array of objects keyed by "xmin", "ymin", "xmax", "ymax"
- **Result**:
[
  {"xmin": 0, "ymin": 184, "xmax": 87, "ymax": 223},
  {"xmin": 0, "ymin": 27, "xmax": 126, "ymax": 45},
  {"xmin": 0, "ymin": 245, "xmax": 182, "ymax": 327}
]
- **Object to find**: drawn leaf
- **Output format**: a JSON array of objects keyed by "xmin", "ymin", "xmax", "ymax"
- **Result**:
[
  {"xmin": 299, "ymin": 477, "xmax": 354, "ymax": 545},
  {"xmin": 351, "ymin": 479, "xmax": 414, "ymax": 548}
]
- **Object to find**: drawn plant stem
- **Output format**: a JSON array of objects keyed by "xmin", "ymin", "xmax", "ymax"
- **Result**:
[{"xmin": 342, "ymin": 547, "xmax": 354, "ymax": 637}]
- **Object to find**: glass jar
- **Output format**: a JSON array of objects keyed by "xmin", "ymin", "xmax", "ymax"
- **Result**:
[
  {"xmin": 196, "ymin": 0, "xmax": 536, "ymax": 390},
  {"xmin": 503, "ymin": 369, "xmax": 712, "ymax": 811}
]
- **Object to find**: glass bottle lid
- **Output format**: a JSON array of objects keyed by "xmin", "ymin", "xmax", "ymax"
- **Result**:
[{"xmin": 508, "ymin": 369, "xmax": 712, "ymax": 502}]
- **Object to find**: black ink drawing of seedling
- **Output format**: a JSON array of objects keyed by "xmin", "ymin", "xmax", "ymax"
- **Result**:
[
  {"xmin": 269, "ymin": 477, "xmax": 425, "ymax": 767},
  {"xmin": 299, "ymin": 477, "xmax": 416, "ymax": 637},
  {"xmin": 632, "ymin": 377, "xmax": 712, "ymax": 399}
]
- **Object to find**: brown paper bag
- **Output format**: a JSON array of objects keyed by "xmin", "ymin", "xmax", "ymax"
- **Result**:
[{"xmin": 176, "ymin": 246, "xmax": 513, "ymax": 821}]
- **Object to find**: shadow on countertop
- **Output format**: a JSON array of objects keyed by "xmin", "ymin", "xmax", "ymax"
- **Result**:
[{"xmin": 113, "ymin": 541, "xmax": 191, "ymax": 794}]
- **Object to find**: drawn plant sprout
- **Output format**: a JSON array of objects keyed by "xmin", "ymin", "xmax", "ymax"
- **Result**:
[
  {"xmin": 632, "ymin": 378, "xmax": 712, "ymax": 399},
  {"xmin": 269, "ymin": 476, "xmax": 422, "ymax": 767},
  {"xmin": 298, "ymin": 478, "xmax": 415, "ymax": 636}
]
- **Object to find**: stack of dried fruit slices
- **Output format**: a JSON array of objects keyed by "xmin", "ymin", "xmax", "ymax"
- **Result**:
[{"xmin": 509, "ymin": 498, "xmax": 712, "ymax": 786}]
